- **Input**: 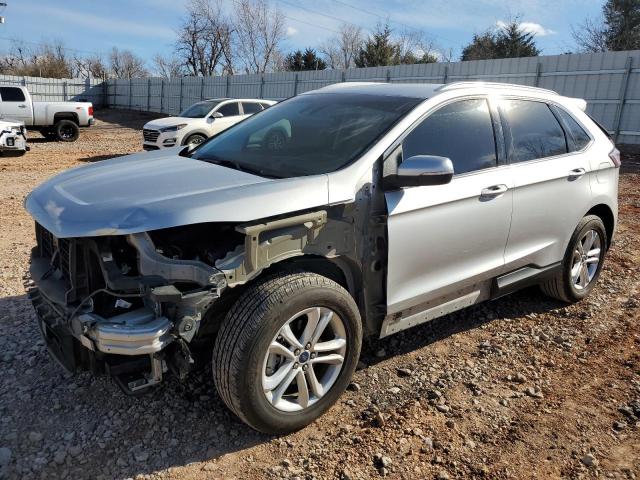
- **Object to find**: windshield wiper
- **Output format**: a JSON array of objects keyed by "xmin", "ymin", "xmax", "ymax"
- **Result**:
[{"xmin": 200, "ymin": 155, "xmax": 280, "ymax": 179}]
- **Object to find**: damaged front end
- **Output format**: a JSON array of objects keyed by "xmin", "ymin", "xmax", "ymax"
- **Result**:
[{"xmin": 28, "ymin": 223, "xmax": 227, "ymax": 394}]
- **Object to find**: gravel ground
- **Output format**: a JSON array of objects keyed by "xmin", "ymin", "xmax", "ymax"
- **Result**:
[{"xmin": 0, "ymin": 110, "xmax": 639, "ymax": 480}]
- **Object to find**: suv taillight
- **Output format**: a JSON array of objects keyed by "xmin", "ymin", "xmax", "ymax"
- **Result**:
[
  {"xmin": 609, "ymin": 147, "xmax": 621, "ymax": 168},
  {"xmin": 88, "ymin": 106, "xmax": 94, "ymax": 117}
]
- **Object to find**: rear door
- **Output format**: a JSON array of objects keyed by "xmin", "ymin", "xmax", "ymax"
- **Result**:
[
  {"xmin": 385, "ymin": 97, "xmax": 513, "ymax": 315},
  {"xmin": 500, "ymin": 98, "xmax": 593, "ymax": 270},
  {"xmin": 0, "ymin": 87, "xmax": 32, "ymax": 124}
]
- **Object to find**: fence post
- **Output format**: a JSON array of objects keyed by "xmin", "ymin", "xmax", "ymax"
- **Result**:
[
  {"xmin": 534, "ymin": 62, "xmax": 542, "ymax": 87},
  {"xmin": 102, "ymin": 81, "xmax": 108, "ymax": 108},
  {"xmin": 128, "ymin": 79, "xmax": 133, "ymax": 109},
  {"xmin": 147, "ymin": 78, "xmax": 151, "ymax": 111},
  {"xmin": 613, "ymin": 56, "xmax": 633, "ymax": 143},
  {"xmin": 293, "ymin": 73, "xmax": 299, "ymax": 96},
  {"xmin": 160, "ymin": 79, "xmax": 165, "ymax": 114},
  {"xmin": 179, "ymin": 77, "xmax": 184, "ymax": 113},
  {"xmin": 200, "ymin": 77, "xmax": 205, "ymax": 100},
  {"xmin": 341, "ymin": 71, "xmax": 346, "ymax": 82},
  {"xmin": 63, "ymin": 81, "xmax": 68, "ymax": 101},
  {"xmin": 386, "ymin": 69, "xmax": 391, "ymax": 82},
  {"xmin": 443, "ymin": 65, "xmax": 449, "ymax": 84},
  {"xmin": 22, "ymin": 76, "xmax": 26, "ymax": 86},
  {"xmin": 259, "ymin": 75, "xmax": 265, "ymax": 99}
]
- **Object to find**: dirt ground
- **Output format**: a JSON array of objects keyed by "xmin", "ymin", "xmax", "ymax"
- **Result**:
[{"xmin": 0, "ymin": 109, "xmax": 638, "ymax": 480}]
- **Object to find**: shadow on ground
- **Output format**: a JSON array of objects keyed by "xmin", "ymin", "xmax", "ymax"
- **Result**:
[{"xmin": 0, "ymin": 284, "xmax": 565, "ymax": 479}]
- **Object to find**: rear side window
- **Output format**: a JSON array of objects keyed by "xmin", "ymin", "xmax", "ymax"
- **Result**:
[
  {"xmin": 552, "ymin": 106, "xmax": 592, "ymax": 151},
  {"xmin": 0, "ymin": 87, "xmax": 25, "ymax": 102},
  {"xmin": 259, "ymin": 102, "xmax": 273, "ymax": 109},
  {"xmin": 501, "ymin": 99, "xmax": 567, "ymax": 162},
  {"xmin": 242, "ymin": 102, "xmax": 262, "ymax": 114},
  {"xmin": 217, "ymin": 102, "xmax": 240, "ymax": 117},
  {"xmin": 402, "ymin": 98, "xmax": 497, "ymax": 175}
]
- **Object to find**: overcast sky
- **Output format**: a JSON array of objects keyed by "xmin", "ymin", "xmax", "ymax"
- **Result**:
[{"xmin": 0, "ymin": 0, "xmax": 603, "ymax": 64}]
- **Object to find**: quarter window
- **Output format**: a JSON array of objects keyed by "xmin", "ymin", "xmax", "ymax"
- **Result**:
[
  {"xmin": 552, "ymin": 106, "xmax": 591, "ymax": 151},
  {"xmin": 217, "ymin": 102, "xmax": 240, "ymax": 117},
  {"xmin": 242, "ymin": 102, "xmax": 262, "ymax": 114},
  {"xmin": 0, "ymin": 87, "xmax": 25, "ymax": 102},
  {"xmin": 501, "ymin": 99, "xmax": 567, "ymax": 162},
  {"xmin": 402, "ymin": 98, "xmax": 497, "ymax": 175}
]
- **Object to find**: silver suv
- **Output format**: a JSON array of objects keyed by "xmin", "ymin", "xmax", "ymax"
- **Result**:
[{"xmin": 25, "ymin": 82, "xmax": 619, "ymax": 433}]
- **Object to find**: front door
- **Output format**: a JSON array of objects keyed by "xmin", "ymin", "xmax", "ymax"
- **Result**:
[
  {"xmin": 0, "ymin": 87, "xmax": 32, "ymax": 125},
  {"xmin": 210, "ymin": 101, "xmax": 242, "ymax": 135},
  {"xmin": 385, "ymin": 97, "xmax": 513, "ymax": 315}
]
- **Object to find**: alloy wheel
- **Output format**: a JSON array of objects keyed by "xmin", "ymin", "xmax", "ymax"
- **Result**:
[{"xmin": 571, "ymin": 229, "xmax": 602, "ymax": 290}]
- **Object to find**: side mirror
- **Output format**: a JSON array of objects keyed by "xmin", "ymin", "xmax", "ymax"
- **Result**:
[
  {"xmin": 385, "ymin": 155, "xmax": 454, "ymax": 189},
  {"xmin": 210, "ymin": 111, "xmax": 223, "ymax": 119}
]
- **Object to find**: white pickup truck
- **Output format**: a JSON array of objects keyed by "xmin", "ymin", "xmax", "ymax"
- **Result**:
[{"xmin": 0, "ymin": 85, "xmax": 94, "ymax": 142}]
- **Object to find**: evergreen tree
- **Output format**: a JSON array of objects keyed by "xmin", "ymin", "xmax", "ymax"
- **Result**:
[
  {"xmin": 461, "ymin": 21, "xmax": 540, "ymax": 61},
  {"xmin": 603, "ymin": 0, "xmax": 640, "ymax": 50},
  {"xmin": 355, "ymin": 24, "xmax": 400, "ymax": 67},
  {"xmin": 284, "ymin": 48, "xmax": 327, "ymax": 71}
]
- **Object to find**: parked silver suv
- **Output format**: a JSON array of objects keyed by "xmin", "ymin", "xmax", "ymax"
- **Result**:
[{"xmin": 25, "ymin": 82, "xmax": 619, "ymax": 433}]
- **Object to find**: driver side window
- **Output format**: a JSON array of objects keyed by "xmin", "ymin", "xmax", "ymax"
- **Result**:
[
  {"xmin": 217, "ymin": 102, "xmax": 240, "ymax": 117},
  {"xmin": 401, "ymin": 98, "xmax": 498, "ymax": 175}
]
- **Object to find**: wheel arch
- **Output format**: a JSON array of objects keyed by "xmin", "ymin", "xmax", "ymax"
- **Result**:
[
  {"xmin": 53, "ymin": 112, "xmax": 79, "ymax": 125},
  {"xmin": 585, "ymin": 203, "xmax": 615, "ymax": 249},
  {"xmin": 181, "ymin": 130, "xmax": 209, "ymax": 145}
]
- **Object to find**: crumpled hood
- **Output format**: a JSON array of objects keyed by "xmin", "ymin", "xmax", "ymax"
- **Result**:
[{"xmin": 25, "ymin": 149, "xmax": 330, "ymax": 238}]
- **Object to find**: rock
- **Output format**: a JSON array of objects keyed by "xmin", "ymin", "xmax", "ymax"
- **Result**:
[
  {"xmin": 445, "ymin": 419, "xmax": 455, "ymax": 429},
  {"xmin": 581, "ymin": 453, "xmax": 598, "ymax": 467},
  {"xmin": 68, "ymin": 445, "xmax": 82, "ymax": 458},
  {"xmin": 373, "ymin": 411, "xmax": 386, "ymax": 427},
  {"xmin": 436, "ymin": 404, "xmax": 450, "ymax": 413},
  {"xmin": 53, "ymin": 451, "xmax": 66, "ymax": 465},
  {"xmin": 347, "ymin": 382, "xmax": 361, "ymax": 392},
  {"xmin": 397, "ymin": 368, "xmax": 412, "ymax": 377},
  {"xmin": 27, "ymin": 431, "xmax": 43, "ymax": 444},
  {"xmin": 0, "ymin": 447, "xmax": 11, "ymax": 466},
  {"xmin": 134, "ymin": 451, "xmax": 149, "ymax": 463},
  {"xmin": 423, "ymin": 437, "xmax": 434, "ymax": 450},
  {"xmin": 525, "ymin": 387, "xmax": 544, "ymax": 399},
  {"xmin": 202, "ymin": 463, "xmax": 218, "ymax": 472},
  {"xmin": 388, "ymin": 387, "xmax": 401, "ymax": 394},
  {"xmin": 613, "ymin": 421, "xmax": 627, "ymax": 431},
  {"xmin": 374, "ymin": 453, "xmax": 392, "ymax": 468},
  {"xmin": 282, "ymin": 459, "xmax": 292, "ymax": 468},
  {"xmin": 515, "ymin": 373, "xmax": 527, "ymax": 383},
  {"xmin": 465, "ymin": 439, "xmax": 476, "ymax": 449},
  {"xmin": 375, "ymin": 349, "xmax": 386, "ymax": 358},
  {"xmin": 437, "ymin": 471, "xmax": 450, "ymax": 480}
]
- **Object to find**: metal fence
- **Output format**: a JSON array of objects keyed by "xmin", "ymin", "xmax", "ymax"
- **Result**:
[
  {"xmin": 105, "ymin": 50, "xmax": 640, "ymax": 144},
  {"xmin": 0, "ymin": 74, "xmax": 105, "ymax": 105}
]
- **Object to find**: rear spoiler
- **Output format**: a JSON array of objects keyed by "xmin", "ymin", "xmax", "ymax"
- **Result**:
[{"xmin": 565, "ymin": 97, "xmax": 587, "ymax": 112}]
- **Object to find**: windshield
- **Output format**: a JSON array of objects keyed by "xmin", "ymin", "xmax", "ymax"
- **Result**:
[
  {"xmin": 179, "ymin": 100, "xmax": 223, "ymax": 118},
  {"xmin": 191, "ymin": 93, "xmax": 421, "ymax": 178}
]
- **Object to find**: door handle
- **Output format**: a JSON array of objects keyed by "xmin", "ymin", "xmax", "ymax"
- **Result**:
[
  {"xmin": 18, "ymin": 104, "xmax": 26, "ymax": 108},
  {"xmin": 568, "ymin": 168, "xmax": 586, "ymax": 178},
  {"xmin": 481, "ymin": 184, "xmax": 508, "ymax": 198}
]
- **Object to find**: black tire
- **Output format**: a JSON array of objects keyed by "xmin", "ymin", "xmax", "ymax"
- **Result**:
[
  {"xmin": 54, "ymin": 120, "xmax": 79, "ymax": 142},
  {"xmin": 264, "ymin": 128, "xmax": 286, "ymax": 151},
  {"xmin": 184, "ymin": 133, "xmax": 207, "ymax": 147},
  {"xmin": 212, "ymin": 271, "xmax": 362, "ymax": 434},
  {"xmin": 540, "ymin": 215, "xmax": 607, "ymax": 303}
]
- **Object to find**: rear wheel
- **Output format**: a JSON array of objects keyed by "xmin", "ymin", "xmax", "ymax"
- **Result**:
[
  {"xmin": 541, "ymin": 215, "xmax": 607, "ymax": 303},
  {"xmin": 54, "ymin": 120, "xmax": 79, "ymax": 142},
  {"xmin": 264, "ymin": 128, "xmax": 286, "ymax": 151},
  {"xmin": 212, "ymin": 271, "xmax": 362, "ymax": 434}
]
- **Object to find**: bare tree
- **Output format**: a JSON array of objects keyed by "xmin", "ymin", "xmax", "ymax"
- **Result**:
[
  {"xmin": 152, "ymin": 54, "xmax": 184, "ymax": 79},
  {"xmin": 109, "ymin": 47, "xmax": 147, "ymax": 79},
  {"xmin": 175, "ymin": 0, "xmax": 233, "ymax": 76},
  {"xmin": 396, "ymin": 28, "xmax": 440, "ymax": 63},
  {"xmin": 72, "ymin": 54, "xmax": 109, "ymax": 80},
  {"xmin": 320, "ymin": 24, "xmax": 364, "ymax": 69},
  {"xmin": 0, "ymin": 40, "xmax": 73, "ymax": 78},
  {"xmin": 233, "ymin": 0, "xmax": 286, "ymax": 73},
  {"xmin": 572, "ymin": 17, "xmax": 608, "ymax": 52}
]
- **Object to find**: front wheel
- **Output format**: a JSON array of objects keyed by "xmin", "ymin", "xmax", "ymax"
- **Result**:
[
  {"xmin": 541, "ymin": 215, "xmax": 607, "ymax": 303},
  {"xmin": 212, "ymin": 271, "xmax": 362, "ymax": 434},
  {"xmin": 184, "ymin": 133, "xmax": 207, "ymax": 147}
]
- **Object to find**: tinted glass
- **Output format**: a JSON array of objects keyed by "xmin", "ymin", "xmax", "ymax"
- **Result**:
[
  {"xmin": 180, "ymin": 100, "xmax": 221, "ymax": 118},
  {"xmin": 402, "ymin": 99, "xmax": 497, "ymax": 175},
  {"xmin": 242, "ymin": 102, "xmax": 262, "ymax": 114},
  {"xmin": 260, "ymin": 102, "xmax": 273, "ymax": 109},
  {"xmin": 217, "ymin": 102, "xmax": 240, "ymax": 117},
  {"xmin": 501, "ymin": 100, "xmax": 567, "ymax": 162},
  {"xmin": 0, "ymin": 87, "xmax": 25, "ymax": 102},
  {"xmin": 192, "ymin": 93, "xmax": 420, "ymax": 178},
  {"xmin": 553, "ymin": 107, "xmax": 591, "ymax": 151}
]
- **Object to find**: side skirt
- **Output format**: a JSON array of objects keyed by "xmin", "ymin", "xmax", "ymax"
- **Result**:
[{"xmin": 379, "ymin": 262, "xmax": 562, "ymax": 338}]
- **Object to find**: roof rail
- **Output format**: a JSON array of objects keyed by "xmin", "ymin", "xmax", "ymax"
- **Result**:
[{"xmin": 437, "ymin": 81, "xmax": 557, "ymax": 96}]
